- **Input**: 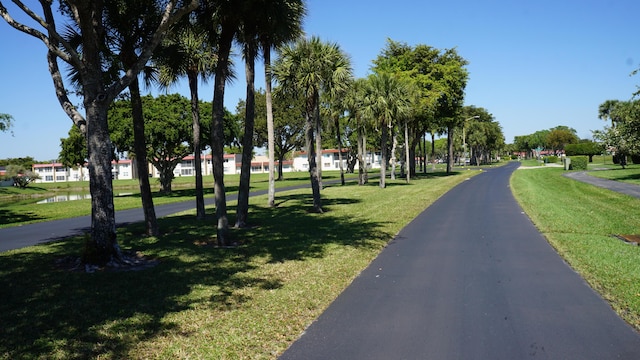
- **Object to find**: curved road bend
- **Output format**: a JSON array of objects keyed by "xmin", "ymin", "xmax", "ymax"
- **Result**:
[
  {"xmin": 280, "ymin": 162, "xmax": 640, "ymax": 359},
  {"xmin": 0, "ymin": 183, "xmax": 316, "ymax": 252}
]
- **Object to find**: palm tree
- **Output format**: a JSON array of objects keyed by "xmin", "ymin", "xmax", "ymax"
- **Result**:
[
  {"xmin": 199, "ymin": 0, "xmax": 243, "ymax": 245},
  {"xmin": 343, "ymin": 78, "xmax": 369, "ymax": 185},
  {"xmin": 104, "ymin": 0, "xmax": 163, "ymax": 236},
  {"xmin": 273, "ymin": 36, "xmax": 352, "ymax": 212},
  {"xmin": 155, "ymin": 19, "xmax": 217, "ymax": 220},
  {"xmin": 361, "ymin": 72, "xmax": 412, "ymax": 189},
  {"xmin": 258, "ymin": 0, "xmax": 306, "ymax": 208}
]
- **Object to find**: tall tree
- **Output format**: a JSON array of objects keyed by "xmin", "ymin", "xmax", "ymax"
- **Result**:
[
  {"xmin": 0, "ymin": 0, "xmax": 196, "ymax": 265},
  {"xmin": 273, "ymin": 36, "xmax": 352, "ymax": 212},
  {"xmin": 245, "ymin": 89, "xmax": 306, "ymax": 181},
  {"xmin": 343, "ymin": 78, "xmax": 369, "ymax": 185},
  {"xmin": 109, "ymin": 94, "xmax": 194, "ymax": 193},
  {"xmin": 235, "ymin": 0, "xmax": 262, "ymax": 228},
  {"xmin": 361, "ymin": 72, "xmax": 412, "ymax": 188},
  {"xmin": 103, "ymin": 0, "xmax": 164, "ymax": 236},
  {"xmin": 156, "ymin": 19, "xmax": 217, "ymax": 220},
  {"xmin": 258, "ymin": 0, "xmax": 305, "ymax": 207}
]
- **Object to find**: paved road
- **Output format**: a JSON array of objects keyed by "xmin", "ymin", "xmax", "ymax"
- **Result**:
[{"xmin": 280, "ymin": 162, "xmax": 640, "ymax": 359}]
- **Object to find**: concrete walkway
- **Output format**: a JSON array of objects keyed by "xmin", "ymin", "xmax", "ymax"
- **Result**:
[{"xmin": 279, "ymin": 162, "xmax": 640, "ymax": 359}]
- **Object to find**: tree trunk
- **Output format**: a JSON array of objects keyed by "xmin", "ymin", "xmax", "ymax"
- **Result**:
[
  {"xmin": 264, "ymin": 45, "xmax": 276, "ymax": 207},
  {"xmin": 212, "ymin": 28, "xmax": 233, "ymax": 245},
  {"xmin": 431, "ymin": 132, "xmax": 437, "ymax": 171},
  {"xmin": 379, "ymin": 121, "xmax": 388, "ymax": 189},
  {"xmin": 277, "ymin": 154, "xmax": 285, "ymax": 181},
  {"xmin": 85, "ymin": 100, "xmax": 121, "ymax": 265},
  {"xmin": 236, "ymin": 44, "xmax": 257, "ymax": 228},
  {"xmin": 404, "ymin": 118, "xmax": 410, "ymax": 183},
  {"xmin": 357, "ymin": 119, "xmax": 366, "ymax": 185},
  {"xmin": 446, "ymin": 125, "xmax": 454, "ymax": 174},
  {"xmin": 315, "ymin": 103, "xmax": 323, "ymax": 191},
  {"xmin": 335, "ymin": 114, "xmax": 345, "ymax": 186},
  {"xmin": 188, "ymin": 70, "xmax": 205, "ymax": 220},
  {"xmin": 390, "ymin": 128, "xmax": 397, "ymax": 180},
  {"xmin": 129, "ymin": 78, "xmax": 159, "ymax": 235},
  {"xmin": 307, "ymin": 95, "xmax": 322, "ymax": 212}
]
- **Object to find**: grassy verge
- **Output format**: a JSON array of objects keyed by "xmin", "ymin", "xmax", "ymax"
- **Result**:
[
  {"xmin": 0, "ymin": 171, "xmax": 477, "ymax": 359},
  {"xmin": 511, "ymin": 167, "xmax": 640, "ymax": 330}
]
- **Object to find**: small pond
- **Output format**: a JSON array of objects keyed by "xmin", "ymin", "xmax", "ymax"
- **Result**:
[{"xmin": 36, "ymin": 192, "xmax": 133, "ymax": 204}]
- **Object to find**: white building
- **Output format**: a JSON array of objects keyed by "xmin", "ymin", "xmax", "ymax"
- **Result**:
[
  {"xmin": 32, "ymin": 159, "xmax": 135, "ymax": 183},
  {"xmin": 292, "ymin": 149, "xmax": 382, "ymax": 171}
]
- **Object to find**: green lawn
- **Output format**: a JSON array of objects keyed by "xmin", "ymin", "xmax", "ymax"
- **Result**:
[
  {"xmin": 586, "ymin": 164, "xmax": 640, "ymax": 186},
  {"xmin": 511, "ymin": 166, "xmax": 640, "ymax": 331},
  {"xmin": 0, "ymin": 170, "xmax": 478, "ymax": 359},
  {"xmin": 0, "ymin": 172, "xmax": 319, "ymax": 228}
]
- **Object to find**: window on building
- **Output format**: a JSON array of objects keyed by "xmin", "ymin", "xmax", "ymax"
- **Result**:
[
  {"xmin": 56, "ymin": 175, "xmax": 65, "ymax": 181},
  {"xmin": 181, "ymin": 169, "xmax": 193, "ymax": 176},
  {"xmin": 45, "ymin": 175, "xmax": 53, "ymax": 181}
]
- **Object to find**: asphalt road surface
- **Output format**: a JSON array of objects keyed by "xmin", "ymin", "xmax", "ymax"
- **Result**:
[{"xmin": 280, "ymin": 162, "xmax": 640, "ymax": 359}]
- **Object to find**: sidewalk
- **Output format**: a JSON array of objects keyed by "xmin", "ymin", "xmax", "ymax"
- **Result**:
[{"xmin": 563, "ymin": 171, "xmax": 640, "ymax": 199}]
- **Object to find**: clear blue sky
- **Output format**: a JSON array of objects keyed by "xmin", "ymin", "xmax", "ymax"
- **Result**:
[{"xmin": 1, "ymin": 0, "xmax": 639, "ymax": 161}]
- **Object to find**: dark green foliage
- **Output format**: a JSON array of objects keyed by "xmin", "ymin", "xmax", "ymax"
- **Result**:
[
  {"xmin": 544, "ymin": 156, "xmax": 558, "ymax": 163},
  {"xmin": 565, "ymin": 141, "xmax": 603, "ymax": 162},
  {"xmin": 631, "ymin": 154, "xmax": 640, "ymax": 164},
  {"xmin": 569, "ymin": 156, "xmax": 588, "ymax": 170}
]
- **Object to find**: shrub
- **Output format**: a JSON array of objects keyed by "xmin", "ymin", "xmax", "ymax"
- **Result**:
[
  {"xmin": 569, "ymin": 156, "xmax": 588, "ymax": 170},
  {"xmin": 631, "ymin": 154, "xmax": 640, "ymax": 164},
  {"xmin": 544, "ymin": 156, "xmax": 559, "ymax": 163}
]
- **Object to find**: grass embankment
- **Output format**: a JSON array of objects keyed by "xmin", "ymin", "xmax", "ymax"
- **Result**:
[
  {"xmin": 0, "ymin": 171, "xmax": 478, "ymax": 359},
  {"xmin": 511, "ymin": 166, "xmax": 640, "ymax": 330}
]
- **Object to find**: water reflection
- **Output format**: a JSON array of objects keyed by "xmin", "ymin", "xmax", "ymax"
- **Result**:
[{"xmin": 36, "ymin": 192, "xmax": 133, "ymax": 204}]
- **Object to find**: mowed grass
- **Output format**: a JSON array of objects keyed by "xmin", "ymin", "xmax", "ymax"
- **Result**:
[
  {"xmin": 0, "ymin": 171, "xmax": 477, "ymax": 359},
  {"xmin": 587, "ymin": 163, "xmax": 640, "ymax": 186},
  {"xmin": 511, "ymin": 167, "xmax": 640, "ymax": 330},
  {"xmin": 0, "ymin": 172, "xmax": 316, "ymax": 228}
]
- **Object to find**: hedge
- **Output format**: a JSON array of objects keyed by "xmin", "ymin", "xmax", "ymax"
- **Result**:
[{"xmin": 569, "ymin": 156, "xmax": 588, "ymax": 170}]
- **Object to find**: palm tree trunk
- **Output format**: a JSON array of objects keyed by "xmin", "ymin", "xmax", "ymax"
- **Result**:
[
  {"xmin": 212, "ymin": 27, "xmax": 233, "ymax": 245},
  {"xmin": 357, "ymin": 119, "xmax": 366, "ymax": 185},
  {"xmin": 380, "ymin": 121, "xmax": 388, "ymax": 189},
  {"xmin": 446, "ymin": 125, "xmax": 454, "ymax": 174},
  {"xmin": 129, "ymin": 78, "xmax": 159, "ymax": 235},
  {"xmin": 404, "ymin": 118, "xmax": 410, "ymax": 183},
  {"xmin": 307, "ymin": 96, "xmax": 322, "ymax": 212},
  {"xmin": 390, "ymin": 127, "xmax": 397, "ymax": 180},
  {"xmin": 315, "ymin": 103, "xmax": 322, "ymax": 190},
  {"xmin": 264, "ymin": 45, "xmax": 276, "ymax": 207},
  {"xmin": 187, "ymin": 70, "xmax": 205, "ymax": 220},
  {"xmin": 334, "ymin": 114, "xmax": 345, "ymax": 186},
  {"xmin": 236, "ymin": 44, "xmax": 257, "ymax": 228}
]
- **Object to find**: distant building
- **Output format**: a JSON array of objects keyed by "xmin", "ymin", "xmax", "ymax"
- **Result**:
[
  {"xmin": 292, "ymin": 149, "xmax": 382, "ymax": 171},
  {"xmin": 32, "ymin": 159, "xmax": 134, "ymax": 183},
  {"xmin": 30, "ymin": 149, "xmax": 379, "ymax": 184}
]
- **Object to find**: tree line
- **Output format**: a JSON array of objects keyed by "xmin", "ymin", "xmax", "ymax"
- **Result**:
[{"xmin": 0, "ymin": 1, "xmax": 502, "ymax": 267}]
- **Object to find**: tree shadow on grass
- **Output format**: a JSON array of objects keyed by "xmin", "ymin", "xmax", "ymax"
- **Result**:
[
  {"xmin": 0, "ymin": 190, "xmax": 391, "ymax": 359},
  {"xmin": 0, "ymin": 208, "xmax": 46, "ymax": 226}
]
